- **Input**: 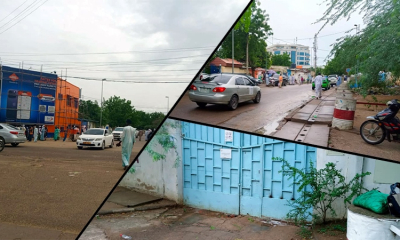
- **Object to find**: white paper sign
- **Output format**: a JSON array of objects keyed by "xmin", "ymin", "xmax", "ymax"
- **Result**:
[
  {"xmin": 225, "ymin": 130, "xmax": 233, "ymax": 142},
  {"xmin": 220, "ymin": 149, "xmax": 232, "ymax": 159}
]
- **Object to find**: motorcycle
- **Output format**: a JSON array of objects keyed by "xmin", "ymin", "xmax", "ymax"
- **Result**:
[{"xmin": 360, "ymin": 99, "xmax": 400, "ymax": 145}]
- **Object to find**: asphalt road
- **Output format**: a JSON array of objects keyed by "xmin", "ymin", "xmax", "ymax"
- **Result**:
[
  {"xmin": 170, "ymin": 83, "xmax": 335, "ymax": 134},
  {"xmin": 0, "ymin": 139, "xmax": 146, "ymax": 239}
]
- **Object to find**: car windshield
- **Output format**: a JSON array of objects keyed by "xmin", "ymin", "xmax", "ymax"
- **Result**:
[
  {"xmin": 5, "ymin": 124, "xmax": 18, "ymax": 130},
  {"xmin": 328, "ymin": 75, "xmax": 336, "ymax": 78},
  {"xmin": 205, "ymin": 75, "xmax": 232, "ymax": 84},
  {"xmin": 84, "ymin": 129, "xmax": 104, "ymax": 135},
  {"xmin": 114, "ymin": 127, "xmax": 124, "ymax": 131}
]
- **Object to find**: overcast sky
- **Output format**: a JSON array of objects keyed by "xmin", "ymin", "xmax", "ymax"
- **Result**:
[
  {"xmin": 261, "ymin": 0, "xmax": 364, "ymax": 67},
  {"xmin": 0, "ymin": 0, "xmax": 250, "ymax": 113}
]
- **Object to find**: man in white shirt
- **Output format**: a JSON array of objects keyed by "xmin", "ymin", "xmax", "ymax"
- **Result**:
[
  {"xmin": 118, "ymin": 119, "xmax": 136, "ymax": 170},
  {"xmin": 314, "ymin": 73, "xmax": 323, "ymax": 99}
]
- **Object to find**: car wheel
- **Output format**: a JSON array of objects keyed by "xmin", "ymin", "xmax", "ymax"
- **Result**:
[
  {"xmin": 110, "ymin": 140, "xmax": 114, "ymax": 148},
  {"xmin": 11, "ymin": 143, "xmax": 19, "ymax": 147},
  {"xmin": 228, "ymin": 95, "xmax": 239, "ymax": 110},
  {"xmin": 78, "ymin": 146, "xmax": 83, "ymax": 149},
  {"xmin": 101, "ymin": 141, "xmax": 105, "ymax": 150},
  {"xmin": 253, "ymin": 91, "xmax": 261, "ymax": 103},
  {"xmin": 196, "ymin": 102, "xmax": 207, "ymax": 108}
]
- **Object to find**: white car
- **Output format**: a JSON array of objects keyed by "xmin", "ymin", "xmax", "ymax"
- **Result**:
[
  {"xmin": 328, "ymin": 75, "xmax": 338, "ymax": 86},
  {"xmin": 112, "ymin": 127, "xmax": 124, "ymax": 141},
  {"xmin": 76, "ymin": 128, "xmax": 114, "ymax": 150}
]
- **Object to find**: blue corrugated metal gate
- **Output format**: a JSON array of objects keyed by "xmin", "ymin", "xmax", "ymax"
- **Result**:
[{"xmin": 182, "ymin": 122, "xmax": 316, "ymax": 219}]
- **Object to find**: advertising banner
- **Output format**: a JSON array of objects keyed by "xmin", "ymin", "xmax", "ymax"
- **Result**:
[{"xmin": 0, "ymin": 66, "xmax": 57, "ymax": 125}]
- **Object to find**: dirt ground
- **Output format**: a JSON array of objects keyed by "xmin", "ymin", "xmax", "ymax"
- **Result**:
[
  {"xmin": 0, "ymin": 139, "xmax": 146, "ymax": 239},
  {"xmin": 329, "ymin": 94, "xmax": 400, "ymax": 162},
  {"xmin": 83, "ymin": 206, "xmax": 347, "ymax": 240}
]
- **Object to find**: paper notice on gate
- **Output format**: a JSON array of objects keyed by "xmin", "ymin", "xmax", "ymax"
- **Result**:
[
  {"xmin": 225, "ymin": 130, "xmax": 233, "ymax": 142},
  {"xmin": 220, "ymin": 149, "xmax": 231, "ymax": 159}
]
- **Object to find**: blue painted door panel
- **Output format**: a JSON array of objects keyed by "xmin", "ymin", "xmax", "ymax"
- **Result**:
[{"xmin": 182, "ymin": 122, "xmax": 316, "ymax": 219}]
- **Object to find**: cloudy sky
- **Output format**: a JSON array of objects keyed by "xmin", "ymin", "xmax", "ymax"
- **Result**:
[
  {"xmin": 261, "ymin": 0, "xmax": 364, "ymax": 67},
  {"xmin": 0, "ymin": 0, "xmax": 251, "ymax": 113}
]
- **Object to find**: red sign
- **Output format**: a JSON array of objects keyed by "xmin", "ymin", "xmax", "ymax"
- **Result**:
[{"xmin": 9, "ymin": 73, "xmax": 19, "ymax": 81}]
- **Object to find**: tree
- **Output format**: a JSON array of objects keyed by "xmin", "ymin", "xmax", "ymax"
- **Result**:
[
  {"xmin": 102, "ymin": 96, "xmax": 135, "ymax": 128},
  {"xmin": 79, "ymin": 100, "xmax": 101, "ymax": 125},
  {"xmin": 217, "ymin": 0, "xmax": 272, "ymax": 73},
  {"xmin": 271, "ymin": 53, "xmax": 291, "ymax": 67}
]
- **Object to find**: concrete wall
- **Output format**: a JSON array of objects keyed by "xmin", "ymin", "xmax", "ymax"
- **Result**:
[
  {"xmin": 221, "ymin": 66, "xmax": 247, "ymax": 74},
  {"xmin": 119, "ymin": 119, "xmax": 184, "ymax": 204},
  {"xmin": 316, "ymin": 149, "xmax": 395, "ymax": 220}
]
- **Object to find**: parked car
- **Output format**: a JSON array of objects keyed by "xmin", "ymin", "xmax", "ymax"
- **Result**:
[
  {"xmin": 112, "ymin": 127, "xmax": 124, "ymax": 141},
  {"xmin": 268, "ymin": 74, "xmax": 288, "ymax": 86},
  {"xmin": 312, "ymin": 77, "xmax": 331, "ymax": 90},
  {"xmin": 188, "ymin": 73, "xmax": 261, "ymax": 110},
  {"xmin": 328, "ymin": 75, "xmax": 338, "ymax": 86},
  {"xmin": 0, "ymin": 123, "xmax": 26, "ymax": 146},
  {"xmin": 236, "ymin": 73, "xmax": 262, "ymax": 85},
  {"xmin": 76, "ymin": 128, "xmax": 114, "ymax": 150}
]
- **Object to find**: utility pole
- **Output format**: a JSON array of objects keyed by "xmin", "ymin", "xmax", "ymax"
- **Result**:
[
  {"xmin": 354, "ymin": 24, "xmax": 360, "ymax": 87},
  {"xmin": 232, "ymin": 29, "xmax": 234, "ymax": 74},
  {"xmin": 313, "ymin": 34, "xmax": 317, "ymax": 71},
  {"xmin": 100, "ymin": 78, "xmax": 105, "ymax": 127}
]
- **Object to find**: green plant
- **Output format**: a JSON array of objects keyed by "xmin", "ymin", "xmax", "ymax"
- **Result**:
[
  {"xmin": 274, "ymin": 157, "xmax": 371, "ymax": 237},
  {"xmin": 210, "ymin": 226, "xmax": 216, "ymax": 230}
]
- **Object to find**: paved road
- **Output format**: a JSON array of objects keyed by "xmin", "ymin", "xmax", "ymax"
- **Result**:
[
  {"xmin": 0, "ymin": 139, "xmax": 145, "ymax": 240},
  {"xmin": 170, "ymin": 84, "xmax": 335, "ymax": 134}
]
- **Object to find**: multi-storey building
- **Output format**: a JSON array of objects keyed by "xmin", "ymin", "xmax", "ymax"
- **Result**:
[{"xmin": 267, "ymin": 44, "xmax": 311, "ymax": 68}]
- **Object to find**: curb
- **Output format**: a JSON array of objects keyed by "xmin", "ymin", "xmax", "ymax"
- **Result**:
[{"xmin": 97, "ymin": 203, "xmax": 178, "ymax": 216}]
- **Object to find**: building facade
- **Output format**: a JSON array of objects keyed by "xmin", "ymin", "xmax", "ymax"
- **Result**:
[{"xmin": 267, "ymin": 44, "xmax": 311, "ymax": 68}]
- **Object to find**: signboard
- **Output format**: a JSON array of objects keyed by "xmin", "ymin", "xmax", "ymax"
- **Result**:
[
  {"xmin": 220, "ymin": 149, "xmax": 232, "ymax": 159},
  {"xmin": 346, "ymin": 68, "xmax": 351, "ymax": 73},
  {"xmin": 225, "ymin": 130, "xmax": 233, "ymax": 142},
  {"xmin": 0, "ymin": 66, "xmax": 57, "ymax": 125}
]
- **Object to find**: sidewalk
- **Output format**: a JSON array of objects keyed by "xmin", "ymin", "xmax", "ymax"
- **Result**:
[{"xmin": 272, "ymin": 90, "xmax": 336, "ymax": 147}]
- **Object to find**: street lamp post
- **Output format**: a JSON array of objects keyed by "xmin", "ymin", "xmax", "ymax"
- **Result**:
[
  {"xmin": 354, "ymin": 24, "xmax": 360, "ymax": 88},
  {"xmin": 165, "ymin": 96, "xmax": 169, "ymax": 113},
  {"xmin": 100, "ymin": 78, "xmax": 105, "ymax": 127}
]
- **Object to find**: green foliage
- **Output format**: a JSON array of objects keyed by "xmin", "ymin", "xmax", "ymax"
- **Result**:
[
  {"xmin": 102, "ymin": 96, "xmax": 135, "ymax": 128},
  {"xmin": 145, "ymin": 119, "xmax": 181, "ymax": 167},
  {"xmin": 318, "ymin": 0, "xmax": 400, "ymax": 94},
  {"xmin": 79, "ymin": 100, "xmax": 101, "ymax": 125},
  {"xmin": 271, "ymin": 53, "xmax": 291, "ymax": 67},
  {"xmin": 323, "ymin": 57, "xmax": 346, "ymax": 76},
  {"xmin": 216, "ymin": 0, "xmax": 272, "ymax": 71},
  {"xmin": 274, "ymin": 157, "xmax": 371, "ymax": 237}
]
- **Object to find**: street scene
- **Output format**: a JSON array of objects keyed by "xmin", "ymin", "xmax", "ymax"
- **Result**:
[
  {"xmin": 0, "ymin": 0, "xmax": 252, "ymax": 239},
  {"xmin": 79, "ymin": 119, "xmax": 400, "ymax": 240},
  {"xmin": 170, "ymin": 0, "xmax": 400, "ymax": 163}
]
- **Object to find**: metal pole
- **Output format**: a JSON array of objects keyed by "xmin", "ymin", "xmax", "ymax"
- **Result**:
[
  {"xmin": 100, "ymin": 78, "xmax": 105, "ymax": 127},
  {"xmin": 232, "ymin": 29, "xmax": 234, "ymax": 74}
]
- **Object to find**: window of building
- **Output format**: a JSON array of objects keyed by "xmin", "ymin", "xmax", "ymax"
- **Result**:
[
  {"xmin": 58, "ymin": 93, "xmax": 63, "ymax": 100},
  {"xmin": 74, "ymin": 98, "xmax": 79, "ymax": 109},
  {"xmin": 274, "ymin": 51, "xmax": 281, "ymax": 55},
  {"xmin": 67, "ymin": 95, "xmax": 71, "ymax": 106}
]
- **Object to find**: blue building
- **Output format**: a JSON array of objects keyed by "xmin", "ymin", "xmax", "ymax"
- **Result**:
[{"xmin": 267, "ymin": 43, "xmax": 311, "ymax": 68}]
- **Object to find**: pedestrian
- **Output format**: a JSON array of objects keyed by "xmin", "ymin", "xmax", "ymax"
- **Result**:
[
  {"xmin": 28, "ymin": 127, "xmax": 33, "ymax": 141},
  {"xmin": 144, "ymin": 129, "xmax": 149, "ymax": 141},
  {"xmin": 307, "ymin": 76, "xmax": 310, "ymax": 84},
  {"xmin": 314, "ymin": 72, "xmax": 323, "ymax": 99},
  {"xmin": 138, "ymin": 130, "xmax": 144, "ymax": 141},
  {"xmin": 33, "ymin": 125, "xmax": 38, "ymax": 142},
  {"xmin": 40, "ymin": 125, "xmax": 46, "ymax": 141},
  {"xmin": 301, "ymin": 76, "xmax": 304, "ymax": 85},
  {"xmin": 117, "ymin": 119, "xmax": 136, "ymax": 170},
  {"xmin": 54, "ymin": 127, "xmax": 60, "ymax": 141},
  {"xmin": 337, "ymin": 75, "xmax": 342, "ymax": 86},
  {"xmin": 63, "ymin": 127, "xmax": 68, "ymax": 142},
  {"xmin": 278, "ymin": 73, "xmax": 283, "ymax": 88}
]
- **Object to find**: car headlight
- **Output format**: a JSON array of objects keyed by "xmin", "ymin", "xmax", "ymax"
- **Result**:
[
  {"xmin": 95, "ymin": 138, "xmax": 103, "ymax": 141},
  {"xmin": 77, "ymin": 137, "xmax": 82, "ymax": 140}
]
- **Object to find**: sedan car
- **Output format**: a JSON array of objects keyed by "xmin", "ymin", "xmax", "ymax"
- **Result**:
[
  {"xmin": 236, "ymin": 74, "xmax": 262, "ymax": 85},
  {"xmin": 188, "ymin": 73, "xmax": 261, "ymax": 110},
  {"xmin": 0, "ymin": 123, "xmax": 26, "ymax": 146},
  {"xmin": 328, "ymin": 75, "xmax": 338, "ymax": 86},
  {"xmin": 76, "ymin": 128, "xmax": 114, "ymax": 150},
  {"xmin": 312, "ymin": 78, "xmax": 331, "ymax": 90},
  {"xmin": 112, "ymin": 127, "xmax": 124, "ymax": 141}
]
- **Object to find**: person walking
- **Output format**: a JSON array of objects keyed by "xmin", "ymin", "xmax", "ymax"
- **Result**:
[
  {"xmin": 314, "ymin": 73, "xmax": 323, "ymax": 99},
  {"xmin": 54, "ymin": 127, "xmax": 60, "ymax": 141},
  {"xmin": 278, "ymin": 73, "xmax": 283, "ymax": 88},
  {"xmin": 40, "ymin": 125, "xmax": 46, "ymax": 141},
  {"xmin": 117, "ymin": 119, "xmax": 136, "ymax": 170},
  {"xmin": 138, "ymin": 130, "xmax": 144, "ymax": 141},
  {"xmin": 33, "ymin": 125, "xmax": 38, "ymax": 142},
  {"xmin": 63, "ymin": 127, "xmax": 69, "ymax": 142},
  {"xmin": 301, "ymin": 76, "xmax": 304, "ymax": 85},
  {"xmin": 28, "ymin": 127, "xmax": 33, "ymax": 141}
]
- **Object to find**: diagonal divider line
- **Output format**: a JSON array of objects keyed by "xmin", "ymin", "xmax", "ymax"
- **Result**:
[{"xmin": 75, "ymin": 1, "xmax": 255, "ymax": 238}]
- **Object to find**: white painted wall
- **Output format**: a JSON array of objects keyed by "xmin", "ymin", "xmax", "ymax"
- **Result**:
[
  {"xmin": 119, "ymin": 119, "xmax": 183, "ymax": 204},
  {"xmin": 316, "ymin": 149, "xmax": 395, "ymax": 220}
]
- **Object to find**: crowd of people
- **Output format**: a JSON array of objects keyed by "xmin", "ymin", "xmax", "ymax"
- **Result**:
[{"xmin": 24, "ymin": 125, "xmax": 47, "ymax": 142}]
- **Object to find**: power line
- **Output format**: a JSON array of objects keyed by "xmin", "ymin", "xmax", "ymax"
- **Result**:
[
  {"xmin": 0, "ymin": 0, "xmax": 29, "ymax": 23},
  {"xmin": 0, "ymin": 0, "xmax": 40, "ymax": 30},
  {"xmin": 0, "ymin": 0, "xmax": 49, "ymax": 35},
  {"xmin": 0, "ymin": 46, "xmax": 215, "ymax": 56}
]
